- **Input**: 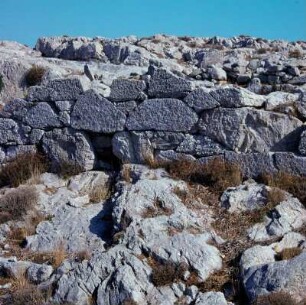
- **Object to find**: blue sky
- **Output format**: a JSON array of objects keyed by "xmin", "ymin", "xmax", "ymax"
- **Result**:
[{"xmin": 0, "ymin": 0, "xmax": 305, "ymax": 46}]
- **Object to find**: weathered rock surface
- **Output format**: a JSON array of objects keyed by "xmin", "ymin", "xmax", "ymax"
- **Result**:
[
  {"xmin": 127, "ymin": 98, "xmax": 198, "ymax": 131},
  {"xmin": 42, "ymin": 128, "xmax": 95, "ymax": 172},
  {"xmin": 71, "ymin": 90, "xmax": 126, "ymax": 133}
]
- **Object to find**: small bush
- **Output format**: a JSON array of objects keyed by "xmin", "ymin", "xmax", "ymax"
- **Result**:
[
  {"xmin": 25, "ymin": 65, "xmax": 46, "ymax": 86},
  {"xmin": 257, "ymin": 48, "xmax": 268, "ymax": 54},
  {"xmin": 289, "ymin": 49, "xmax": 303, "ymax": 59},
  {"xmin": 121, "ymin": 164, "xmax": 132, "ymax": 183},
  {"xmin": 74, "ymin": 249, "xmax": 91, "ymax": 262},
  {"xmin": 276, "ymin": 247, "xmax": 303, "ymax": 261},
  {"xmin": 253, "ymin": 291, "xmax": 297, "ymax": 305},
  {"xmin": 151, "ymin": 261, "xmax": 187, "ymax": 287},
  {"xmin": 0, "ymin": 153, "xmax": 48, "ymax": 188},
  {"xmin": 89, "ymin": 182, "xmax": 113, "ymax": 203},
  {"xmin": 0, "ymin": 186, "xmax": 38, "ymax": 224}
]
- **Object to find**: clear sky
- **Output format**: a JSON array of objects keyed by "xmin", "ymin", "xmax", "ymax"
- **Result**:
[{"xmin": 0, "ymin": 0, "xmax": 305, "ymax": 46}]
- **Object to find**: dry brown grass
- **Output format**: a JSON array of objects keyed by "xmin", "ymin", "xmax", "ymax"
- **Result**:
[
  {"xmin": 30, "ymin": 242, "xmax": 67, "ymax": 268},
  {"xmin": 289, "ymin": 49, "xmax": 303, "ymax": 59},
  {"xmin": 253, "ymin": 291, "xmax": 299, "ymax": 305},
  {"xmin": 25, "ymin": 65, "xmax": 46, "ymax": 86},
  {"xmin": 164, "ymin": 158, "xmax": 243, "ymax": 195},
  {"xmin": 0, "ymin": 153, "xmax": 48, "ymax": 188},
  {"xmin": 121, "ymin": 164, "xmax": 132, "ymax": 183},
  {"xmin": 276, "ymin": 247, "xmax": 303, "ymax": 261},
  {"xmin": 142, "ymin": 196, "xmax": 173, "ymax": 218},
  {"xmin": 150, "ymin": 260, "xmax": 187, "ymax": 287},
  {"xmin": 56, "ymin": 161, "xmax": 83, "ymax": 179},
  {"xmin": 0, "ymin": 186, "xmax": 38, "ymax": 224},
  {"xmin": 260, "ymin": 172, "xmax": 306, "ymax": 208},
  {"xmin": 74, "ymin": 249, "xmax": 91, "ymax": 262},
  {"xmin": 89, "ymin": 181, "xmax": 113, "ymax": 203}
]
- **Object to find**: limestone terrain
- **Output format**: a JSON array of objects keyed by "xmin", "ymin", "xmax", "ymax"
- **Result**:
[{"xmin": 0, "ymin": 34, "xmax": 305, "ymax": 305}]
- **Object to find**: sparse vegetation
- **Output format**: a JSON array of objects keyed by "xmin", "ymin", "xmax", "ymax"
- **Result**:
[
  {"xmin": 142, "ymin": 196, "xmax": 173, "ymax": 218},
  {"xmin": 25, "ymin": 65, "xmax": 46, "ymax": 86},
  {"xmin": 165, "ymin": 158, "xmax": 243, "ymax": 195},
  {"xmin": 257, "ymin": 48, "xmax": 268, "ymax": 54},
  {"xmin": 0, "ymin": 152, "xmax": 48, "ymax": 188},
  {"xmin": 0, "ymin": 186, "xmax": 38, "ymax": 224},
  {"xmin": 289, "ymin": 49, "xmax": 303, "ymax": 59},
  {"xmin": 89, "ymin": 181, "xmax": 113, "ymax": 203},
  {"xmin": 253, "ymin": 291, "xmax": 298, "ymax": 305},
  {"xmin": 56, "ymin": 161, "xmax": 83, "ymax": 179},
  {"xmin": 74, "ymin": 249, "xmax": 91, "ymax": 262},
  {"xmin": 260, "ymin": 172, "xmax": 306, "ymax": 208},
  {"xmin": 121, "ymin": 164, "xmax": 132, "ymax": 183},
  {"xmin": 276, "ymin": 247, "xmax": 303, "ymax": 261},
  {"xmin": 150, "ymin": 260, "xmax": 187, "ymax": 287}
]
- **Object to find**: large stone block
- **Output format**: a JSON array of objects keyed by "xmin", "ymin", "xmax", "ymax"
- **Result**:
[
  {"xmin": 148, "ymin": 68, "xmax": 192, "ymax": 98},
  {"xmin": 42, "ymin": 128, "xmax": 95, "ymax": 172},
  {"xmin": 184, "ymin": 89, "xmax": 219, "ymax": 112},
  {"xmin": 71, "ymin": 90, "xmax": 126, "ymax": 133},
  {"xmin": 198, "ymin": 107, "xmax": 302, "ymax": 153},
  {"xmin": 0, "ymin": 118, "xmax": 22, "ymax": 145},
  {"xmin": 109, "ymin": 79, "xmax": 146, "ymax": 102},
  {"xmin": 127, "ymin": 98, "xmax": 198, "ymax": 132}
]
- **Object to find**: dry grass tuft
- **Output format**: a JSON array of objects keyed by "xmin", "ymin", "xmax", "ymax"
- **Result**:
[
  {"xmin": 260, "ymin": 172, "xmax": 306, "ymax": 208},
  {"xmin": 56, "ymin": 161, "xmax": 83, "ymax": 179},
  {"xmin": 25, "ymin": 65, "xmax": 46, "ymax": 86},
  {"xmin": 121, "ymin": 164, "xmax": 132, "ymax": 183},
  {"xmin": 289, "ymin": 49, "xmax": 303, "ymax": 59},
  {"xmin": 142, "ymin": 196, "xmax": 173, "ymax": 218},
  {"xmin": 0, "ymin": 153, "xmax": 48, "ymax": 188},
  {"xmin": 253, "ymin": 291, "xmax": 299, "ymax": 305},
  {"xmin": 150, "ymin": 260, "xmax": 187, "ymax": 287},
  {"xmin": 89, "ymin": 181, "xmax": 113, "ymax": 203},
  {"xmin": 165, "ymin": 158, "xmax": 243, "ymax": 195},
  {"xmin": 0, "ymin": 186, "xmax": 38, "ymax": 224},
  {"xmin": 74, "ymin": 249, "xmax": 91, "ymax": 262},
  {"xmin": 276, "ymin": 247, "xmax": 303, "ymax": 261}
]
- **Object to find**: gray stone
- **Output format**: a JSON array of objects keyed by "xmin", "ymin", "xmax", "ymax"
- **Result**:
[
  {"xmin": 27, "ymin": 85, "xmax": 56, "ymax": 102},
  {"xmin": 299, "ymin": 130, "xmax": 306, "ymax": 155},
  {"xmin": 177, "ymin": 134, "xmax": 225, "ymax": 157},
  {"xmin": 274, "ymin": 152, "xmax": 306, "ymax": 176},
  {"xmin": 148, "ymin": 68, "xmax": 192, "ymax": 98},
  {"xmin": 127, "ymin": 98, "xmax": 198, "ymax": 131},
  {"xmin": 114, "ymin": 100, "xmax": 138, "ymax": 115},
  {"xmin": 0, "ymin": 118, "xmax": 22, "ymax": 145},
  {"xmin": 289, "ymin": 74, "xmax": 306, "ymax": 85},
  {"xmin": 155, "ymin": 150, "xmax": 196, "ymax": 163},
  {"xmin": 210, "ymin": 87, "xmax": 265, "ymax": 108},
  {"xmin": 208, "ymin": 65, "xmax": 227, "ymax": 81},
  {"xmin": 243, "ymin": 252, "xmax": 306, "ymax": 302},
  {"xmin": 5, "ymin": 145, "xmax": 37, "ymax": 162},
  {"xmin": 184, "ymin": 89, "xmax": 220, "ymax": 112},
  {"xmin": 220, "ymin": 181, "xmax": 268, "ymax": 213},
  {"xmin": 195, "ymin": 292, "xmax": 230, "ymax": 305},
  {"xmin": 1, "ymin": 98, "xmax": 30, "ymax": 120},
  {"xmin": 26, "ymin": 264, "xmax": 53, "ymax": 284},
  {"xmin": 71, "ymin": 90, "xmax": 126, "ymax": 133},
  {"xmin": 198, "ymin": 108, "xmax": 302, "ymax": 153},
  {"xmin": 42, "ymin": 128, "xmax": 95, "ymax": 172},
  {"xmin": 48, "ymin": 78, "xmax": 84, "ymax": 101},
  {"xmin": 28, "ymin": 128, "xmax": 45, "ymax": 144},
  {"xmin": 109, "ymin": 79, "xmax": 146, "ymax": 102},
  {"xmin": 24, "ymin": 102, "xmax": 61, "ymax": 129},
  {"xmin": 55, "ymin": 100, "xmax": 74, "ymax": 112}
]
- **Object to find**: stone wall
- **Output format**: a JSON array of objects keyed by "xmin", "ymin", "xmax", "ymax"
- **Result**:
[{"xmin": 0, "ymin": 66, "xmax": 305, "ymax": 178}]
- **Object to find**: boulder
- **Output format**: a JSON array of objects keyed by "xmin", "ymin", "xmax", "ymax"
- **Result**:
[
  {"xmin": 26, "ymin": 264, "xmax": 53, "ymax": 284},
  {"xmin": 71, "ymin": 90, "xmax": 126, "ymax": 133},
  {"xmin": 274, "ymin": 152, "xmax": 306, "ymax": 176},
  {"xmin": 207, "ymin": 65, "xmax": 227, "ymax": 81},
  {"xmin": 48, "ymin": 78, "xmax": 84, "ymax": 101},
  {"xmin": 195, "ymin": 292, "xmax": 232, "ymax": 305},
  {"xmin": 148, "ymin": 68, "xmax": 192, "ymax": 98},
  {"xmin": 41, "ymin": 128, "xmax": 95, "ymax": 172},
  {"xmin": 198, "ymin": 107, "xmax": 302, "ymax": 153},
  {"xmin": 0, "ymin": 118, "xmax": 22, "ymax": 145},
  {"xmin": 109, "ymin": 79, "xmax": 146, "ymax": 102},
  {"xmin": 24, "ymin": 102, "xmax": 61, "ymax": 129},
  {"xmin": 127, "ymin": 98, "xmax": 198, "ymax": 131},
  {"xmin": 184, "ymin": 88, "xmax": 220, "ymax": 112},
  {"xmin": 299, "ymin": 130, "xmax": 306, "ymax": 155},
  {"xmin": 210, "ymin": 87, "xmax": 265, "ymax": 108},
  {"xmin": 220, "ymin": 181, "xmax": 268, "ymax": 213}
]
